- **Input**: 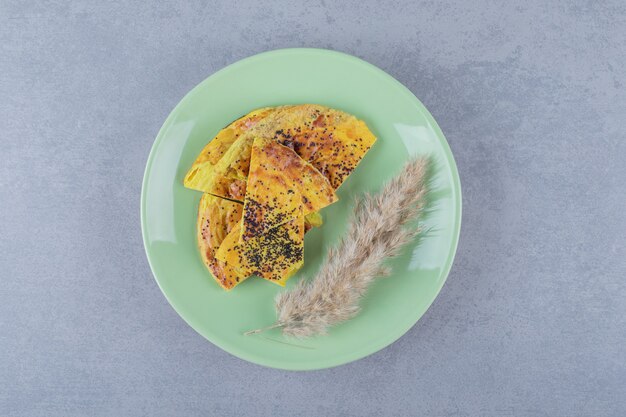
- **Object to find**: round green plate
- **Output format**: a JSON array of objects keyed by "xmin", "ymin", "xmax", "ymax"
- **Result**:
[{"xmin": 141, "ymin": 48, "xmax": 461, "ymax": 370}]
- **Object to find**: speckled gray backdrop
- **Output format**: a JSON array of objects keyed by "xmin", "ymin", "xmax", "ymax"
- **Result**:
[{"xmin": 1, "ymin": 1, "xmax": 625, "ymax": 416}]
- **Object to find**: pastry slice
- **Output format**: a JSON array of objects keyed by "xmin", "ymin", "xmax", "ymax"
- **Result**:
[
  {"xmin": 267, "ymin": 104, "xmax": 377, "ymax": 189},
  {"xmin": 241, "ymin": 137, "xmax": 336, "ymax": 241},
  {"xmin": 196, "ymin": 194, "xmax": 248, "ymax": 290},
  {"xmin": 184, "ymin": 107, "xmax": 274, "ymax": 200},
  {"xmin": 216, "ymin": 214, "xmax": 305, "ymax": 286}
]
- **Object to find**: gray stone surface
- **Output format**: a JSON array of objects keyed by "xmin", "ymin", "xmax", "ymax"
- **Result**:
[{"xmin": 1, "ymin": 1, "xmax": 625, "ymax": 416}]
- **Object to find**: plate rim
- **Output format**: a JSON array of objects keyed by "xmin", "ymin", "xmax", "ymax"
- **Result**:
[{"xmin": 141, "ymin": 48, "xmax": 462, "ymax": 370}]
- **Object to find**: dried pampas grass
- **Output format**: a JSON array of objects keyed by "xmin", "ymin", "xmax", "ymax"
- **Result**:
[{"xmin": 246, "ymin": 158, "xmax": 429, "ymax": 338}]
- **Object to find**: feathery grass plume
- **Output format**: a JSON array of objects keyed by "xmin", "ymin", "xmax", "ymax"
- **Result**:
[{"xmin": 245, "ymin": 158, "xmax": 429, "ymax": 338}]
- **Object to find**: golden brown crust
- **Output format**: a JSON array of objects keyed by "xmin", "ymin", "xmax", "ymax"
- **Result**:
[
  {"xmin": 269, "ymin": 105, "xmax": 377, "ymax": 189},
  {"xmin": 229, "ymin": 104, "xmax": 377, "ymax": 189},
  {"xmin": 184, "ymin": 108, "xmax": 275, "ymax": 200},
  {"xmin": 241, "ymin": 137, "xmax": 336, "ymax": 241},
  {"xmin": 188, "ymin": 105, "xmax": 376, "ymax": 290},
  {"xmin": 196, "ymin": 194, "xmax": 248, "ymax": 290},
  {"xmin": 215, "ymin": 216, "xmax": 304, "ymax": 286},
  {"xmin": 185, "ymin": 105, "xmax": 376, "ymax": 199}
]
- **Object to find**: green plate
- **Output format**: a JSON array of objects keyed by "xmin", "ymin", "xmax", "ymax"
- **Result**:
[{"xmin": 141, "ymin": 48, "xmax": 461, "ymax": 370}]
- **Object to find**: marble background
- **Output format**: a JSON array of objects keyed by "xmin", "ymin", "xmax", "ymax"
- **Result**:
[{"xmin": 1, "ymin": 1, "xmax": 625, "ymax": 416}]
